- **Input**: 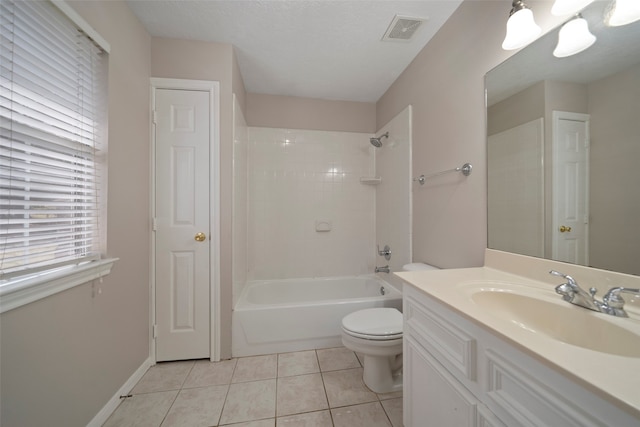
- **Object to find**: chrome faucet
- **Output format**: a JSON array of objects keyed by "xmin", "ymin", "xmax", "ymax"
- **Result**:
[
  {"xmin": 600, "ymin": 287, "xmax": 640, "ymax": 317},
  {"xmin": 375, "ymin": 265, "xmax": 390, "ymax": 273},
  {"xmin": 549, "ymin": 270, "xmax": 600, "ymax": 311},
  {"xmin": 549, "ymin": 270, "xmax": 640, "ymax": 317}
]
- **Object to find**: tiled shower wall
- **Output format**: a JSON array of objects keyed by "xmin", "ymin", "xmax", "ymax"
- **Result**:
[
  {"xmin": 247, "ymin": 128, "xmax": 376, "ymax": 280},
  {"xmin": 232, "ymin": 96, "xmax": 248, "ymax": 304},
  {"xmin": 375, "ymin": 106, "xmax": 412, "ymax": 274}
]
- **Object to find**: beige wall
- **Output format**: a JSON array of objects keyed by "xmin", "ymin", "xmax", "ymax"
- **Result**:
[
  {"xmin": 376, "ymin": 1, "xmax": 504, "ymax": 268},
  {"xmin": 376, "ymin": 0, "xmax": 562, "ymax": 268},
  {"xmin": 588, "ymin": 63, "xmax": 640, "ymax": 275},
  {"xmin": 151, "ymin": 37, "xmax": 246, "ymax": 358},
  {"xmin": 488, "ymin": 81, "xmax": 546, "ymax": 136},
  {"xmin": 0, "ymin": 1, "xmax": 152, "ymax": 426},
  {"xmin": 246, "ymin": 93, "xmax": 376, "ymax": 133}
]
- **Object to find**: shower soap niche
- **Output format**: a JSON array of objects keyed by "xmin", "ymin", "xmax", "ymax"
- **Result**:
[
  {"xmin": 315, "ymin": 220, "xmax": 332, "ymax": 232},
  {"xmin": 360, "ymin": 176, "xmax": 382, "ymax": 185}
]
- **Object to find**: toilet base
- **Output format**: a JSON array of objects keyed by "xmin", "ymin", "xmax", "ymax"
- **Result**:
[
  {"xmin": 362, "ymin": 353, "xmax": 403, "ymax": 393},
  {"xmin": 341, "ymin": 333, "xmax": 403, "ymax": 394}
]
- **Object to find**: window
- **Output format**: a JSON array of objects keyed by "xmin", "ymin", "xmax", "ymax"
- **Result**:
[{"xmin": 0, "ymin": 0, "xmax": 114, "ymax": 311}]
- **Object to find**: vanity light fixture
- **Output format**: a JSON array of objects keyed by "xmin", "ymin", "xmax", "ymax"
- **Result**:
[
  {"xmin": 553, "ymin": 14, "xmax": 596, "ymax": 58},
  {"xmin": 605, "ymin": 0, "xmax": 640, "ymax": 27},
  {"xmin": 502, "ymin": 0, "xmax": 542, "ymax": 50},
  {"xmin": 551, "ymin": 0, "xmax": 595, "ymax": 16}
]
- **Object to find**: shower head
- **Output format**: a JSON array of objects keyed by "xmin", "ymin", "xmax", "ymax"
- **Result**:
[{"xmin": 370, "ymin": 132, "xmax": 389, "ymax": 147}]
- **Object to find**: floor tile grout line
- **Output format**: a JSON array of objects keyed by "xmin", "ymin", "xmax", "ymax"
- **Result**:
[
  {"xmin": 315, "ymin": 349, "xmax": 336, "ymax": 426},
  {"xmin": 158, "ymin": 388, "xmax": 181, "ymax": 427},
  {"xmin": 181, "ymin": 360, "xmax": 197, "ymax": 388},
  {"xmin": 380, "ymin": 399, "xmax": 397, "ymax": 427},
  {"xmin": 214, "ymin": 381, "xmax": 232, "ymax": 426},
  {"xmin": 218, "ymin": 414, "xmax": 274, "ymax": 427},
  {"xmin": 184, "ymin": 358, "xmax": 235, "ymax": 427},
  {"xmin": 275, "ymin": 350, "xmax": 327, "ymax": 421},
  {"xmin": 276, "ymin": 409, "xmax": 336, "ymax": 425},
  {"xmin": 221, "ymin": 357, "xmax": 238, "ymax": 426},
  {"xmin": 327, "ymin": 398, "xmax": 380, "ymax": 410},
  {"xmin": 275, "ymin": 352, "xmax": 280, "ymax": 420},
  {"xmin": 169, "ymin": 360, "xmax": 222, "ymax": 427}
]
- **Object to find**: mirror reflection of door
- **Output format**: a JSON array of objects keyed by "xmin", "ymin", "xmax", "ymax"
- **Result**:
[{"xmin": 552, "ymin": 111, "xmax": 590, "ymax": 266}]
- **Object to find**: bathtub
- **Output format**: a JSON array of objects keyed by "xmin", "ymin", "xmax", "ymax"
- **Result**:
[{"xmin": 232, "ymin": 275, "xmax": 402, "ymax": 357}]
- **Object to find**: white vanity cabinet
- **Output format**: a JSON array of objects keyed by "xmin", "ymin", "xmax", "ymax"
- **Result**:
[{"xmin": 403, "ymin": 285, "xmax": 639, "ymax": 427}]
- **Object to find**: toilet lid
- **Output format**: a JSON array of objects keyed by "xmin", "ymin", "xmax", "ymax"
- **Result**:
[{"xmin": 342, "ymin": 308, "xmax": 403, "ymax": 338}]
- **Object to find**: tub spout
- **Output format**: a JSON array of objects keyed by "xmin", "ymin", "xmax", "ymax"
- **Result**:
[{"xmin": 375, "ymin": 265, "xmax": 390, "ymax": 273}]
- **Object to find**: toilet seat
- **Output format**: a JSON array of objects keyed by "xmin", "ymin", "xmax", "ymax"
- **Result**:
[{"xmin": 342, "ymin": 308, "xmax": 403, "ymax": 341}]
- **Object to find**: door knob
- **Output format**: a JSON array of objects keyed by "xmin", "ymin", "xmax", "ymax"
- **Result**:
[
  {"xmin": 559, "ymin": 226, "xmax": 572, "ymax": 233},
  {"xmin": 194, "ymin": 232, "xmax": 206, "ymax": 242}
]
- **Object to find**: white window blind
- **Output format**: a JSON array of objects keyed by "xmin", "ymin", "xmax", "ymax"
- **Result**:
[{"xmin": 0, "ymin": 0, "xmax": 107, "ymax": 279}]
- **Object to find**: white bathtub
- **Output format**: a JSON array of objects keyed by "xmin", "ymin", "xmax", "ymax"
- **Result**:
[{"xmin": 232, "ymin": 275, "xmax": 402, "ymax": 357}]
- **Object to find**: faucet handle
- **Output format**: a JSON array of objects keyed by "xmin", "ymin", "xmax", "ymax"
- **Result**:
[
  {"xmin": 603, "ymin": 287, "xmax": 640, "ymax": 309},
  {"xmin": 549, "ymin": 270, "xmax": 577, "ymax": 287},
  {"xmin": 377, "ymin": 244, "xmax": 391, "ymax": 260}
]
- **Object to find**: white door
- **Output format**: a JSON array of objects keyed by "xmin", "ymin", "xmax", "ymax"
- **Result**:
[
  {"xmin": 552, "ymin": 111, "xmax": 590, "ymax": 266},
  {"xmin": 154, "ymin": 88, "xmax": 210, "ymax": 361}
]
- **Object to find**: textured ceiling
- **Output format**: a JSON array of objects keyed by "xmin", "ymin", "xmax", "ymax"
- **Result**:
[{"xmin": 126, "ymin": 0, "xmax": 464, "ymax": 102}]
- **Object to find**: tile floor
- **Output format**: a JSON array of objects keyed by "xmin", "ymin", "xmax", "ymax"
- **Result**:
[{"xmin": 103, "ymin": 346, "xmax": 402, "ymax": 427}]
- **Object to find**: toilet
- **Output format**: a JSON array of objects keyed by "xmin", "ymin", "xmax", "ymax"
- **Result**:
[{"xmin": 341, "ymin": 262, "xmax": 439, "ymax": 393}]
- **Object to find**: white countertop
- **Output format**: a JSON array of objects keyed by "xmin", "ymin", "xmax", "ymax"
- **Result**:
[{"xmin": 396, "ymin": 264, "xmax": 640, "ymax": 419}]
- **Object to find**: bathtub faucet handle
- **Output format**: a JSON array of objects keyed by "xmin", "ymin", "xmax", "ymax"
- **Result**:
[{"xmin": 377, "ymin": 244, "xmax": 392, "ymax": 261}]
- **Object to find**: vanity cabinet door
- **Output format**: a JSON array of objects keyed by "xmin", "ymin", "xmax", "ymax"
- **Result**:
[
  {"xmin": 405, "ymin": 335, "xmax": 478, "ymax": 427},
  {"xmin": 477, "ymin": 404, "xmax": 507, "ymax": 427}
]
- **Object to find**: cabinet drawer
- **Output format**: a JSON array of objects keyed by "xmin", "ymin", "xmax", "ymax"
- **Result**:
[
  {"xmin": 485, "ymin": 350, "xmax": 605, "ymax": 427},
  {"xmin": 405, "ymin": 293, "xmax": 476, "ymax": 381}
]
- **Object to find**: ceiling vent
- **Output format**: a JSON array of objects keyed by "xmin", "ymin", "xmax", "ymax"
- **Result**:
[{"xmin": 382, "ymin": 15, "xmax": 427, "ymax": 42}]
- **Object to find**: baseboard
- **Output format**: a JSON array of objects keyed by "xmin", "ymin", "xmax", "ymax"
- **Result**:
[{"xmin": 86, "ymin": 357, "xmax": 154, "ymax": 427}]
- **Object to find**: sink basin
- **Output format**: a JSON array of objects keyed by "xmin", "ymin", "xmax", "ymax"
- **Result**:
[{"xmin": 471, "ymin": 290, "xmax": 640, "ymax": 357}]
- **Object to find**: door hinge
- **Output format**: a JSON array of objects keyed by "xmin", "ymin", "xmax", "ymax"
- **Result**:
[
  {"xmin": 153, "ymin": 324, "xmax": 158, "ymax": 339},
  {"xmin": 152, "ymin": 110, "xmax": 157, "ymax": 124},
  {"xmin": 152, "ymin": 217, "xmax": 158, "ymax": 232}
]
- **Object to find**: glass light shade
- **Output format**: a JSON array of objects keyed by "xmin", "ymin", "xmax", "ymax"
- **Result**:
[
  {"xmin": 606, "ymin": 0, "xmax": 640, "ymax": 26},
  {"xmin": 551, "ymin": 0, "xmax": 595, "ymax": 16},
  {"xmin": 553, "ymin": 16, "xmax": 596, "ymax": 58},
  {"xmin": 502, "ymin": 8, "xmax": 542, "ymax": 50}
]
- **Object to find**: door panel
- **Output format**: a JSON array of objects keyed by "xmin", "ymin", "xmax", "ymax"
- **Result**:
[
  {"xmin": 552, "ymin": 113, "xmax": 589, "ymax": 266},
  {"xmin": 155, "ymin": 88, "xmax": 210, "ymax": 361}
]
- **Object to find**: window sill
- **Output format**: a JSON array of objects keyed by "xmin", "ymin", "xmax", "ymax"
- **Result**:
[{"xmin": 0, "ymin": 258, "xmax": 118, "ymax": 314}]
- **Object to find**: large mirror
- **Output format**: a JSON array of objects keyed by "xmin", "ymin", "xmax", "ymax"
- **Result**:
[{"xmin": 486, "ymin": 1, "xmax": 640, "ymax": 276}]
